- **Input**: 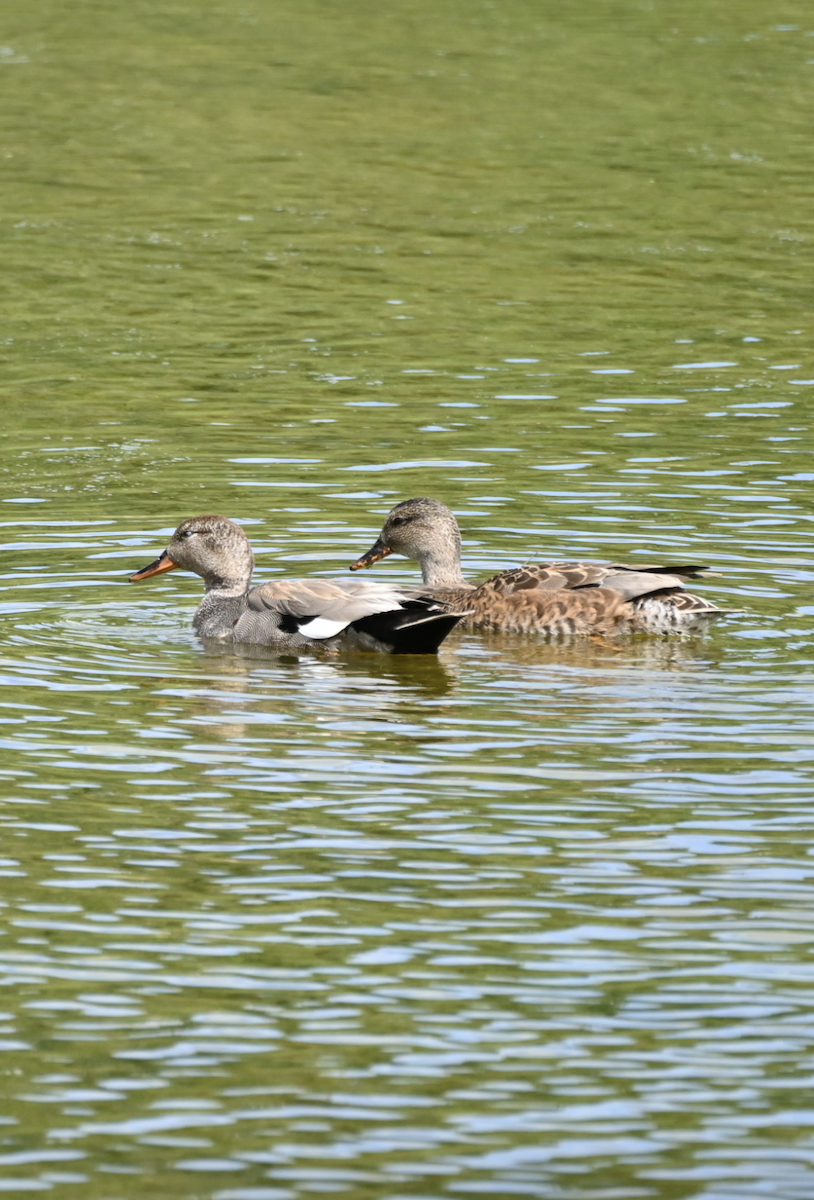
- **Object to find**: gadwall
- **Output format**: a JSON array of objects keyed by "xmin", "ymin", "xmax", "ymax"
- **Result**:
[
  {"xmin": 130, "ymin": 514, "xmax": 467, "ymax": 654},
  {"xmin": 350, "ymin": 497, "xmax": 735, "ymax": 635}
]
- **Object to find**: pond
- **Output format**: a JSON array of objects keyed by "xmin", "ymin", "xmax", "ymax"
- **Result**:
[{"xmin": 1, "ymin": 0, "xmax": 813, "ymax": 1196}]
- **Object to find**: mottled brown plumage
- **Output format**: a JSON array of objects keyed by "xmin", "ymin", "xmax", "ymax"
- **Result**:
[{"xmin": 350, "ymin": 498, "xmax": 736, "ymax": 636}]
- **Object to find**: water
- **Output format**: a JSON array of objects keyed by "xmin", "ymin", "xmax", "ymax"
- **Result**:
[{"xmin": 1, "ymin": 1, "xmax": 814, "ymax": 1196}]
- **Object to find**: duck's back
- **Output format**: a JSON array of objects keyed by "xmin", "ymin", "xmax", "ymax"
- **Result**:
[
  {"xmin": 479, "ymin": 560, "xmax": 712, "ymax": 595},
  {"xmin": 235, "ymin": 577, "xmax": 464, "ymax": 652}
]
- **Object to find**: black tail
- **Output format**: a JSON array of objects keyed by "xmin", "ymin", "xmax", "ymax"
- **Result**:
[
  {"xmin": 388, "ymin": 611, "xmax": 467, "ymax": 654},
  {"xmin": 352, "ymin": 600, "xmax": 467, "ymax": 654},
  {"xmin": 642, "ymin": 564, "xmax": 716, "ymax": 579}
]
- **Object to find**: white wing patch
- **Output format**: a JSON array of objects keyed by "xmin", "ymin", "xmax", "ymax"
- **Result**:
[{"xmin": 297, "ymin": 616, "xmax": 351, "ymax": 640}]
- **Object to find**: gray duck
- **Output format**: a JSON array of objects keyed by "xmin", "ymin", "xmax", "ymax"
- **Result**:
[
  {"xmin": 130, "ymin": 514, "xmax": 466, "ymax": 654},
  {"xmin": 350, "ymin": 497, "xmax": 734, "ymax": 635}
]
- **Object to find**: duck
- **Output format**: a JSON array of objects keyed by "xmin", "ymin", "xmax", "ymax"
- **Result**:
[
  {"xmin": 349, "ymin": 497, "xmax": 735, "ymax": 636},
  {"xmin": 129, "ymin": 514, "xmax": 467, "ymax": 654}
]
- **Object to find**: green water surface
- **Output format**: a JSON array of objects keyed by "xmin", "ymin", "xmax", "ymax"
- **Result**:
[{"xmin": 1, "ymin": 1, "xmax": 814, "ymax": 1197}]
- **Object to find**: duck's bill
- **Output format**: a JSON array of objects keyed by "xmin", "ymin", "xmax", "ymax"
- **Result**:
[
  {"xmin": 349, "ymin": 538, "xmax": 392, "ymax": 571},
  {"xmin": 129, "ymin": 551, "xmax": 179, "ymax": 582}
]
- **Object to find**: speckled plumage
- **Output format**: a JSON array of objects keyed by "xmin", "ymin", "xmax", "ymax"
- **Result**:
[{"xmin": 350, "ymin": 497, "xmax": 735, "ymax": 636}]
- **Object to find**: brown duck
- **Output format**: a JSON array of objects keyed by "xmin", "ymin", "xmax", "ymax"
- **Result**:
[{"xmin": 350, "ymin": 497, "xmax": 735, "ymax": 636}]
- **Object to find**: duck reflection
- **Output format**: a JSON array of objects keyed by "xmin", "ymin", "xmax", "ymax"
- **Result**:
[
  {"xmin": 180, "ymin": 641, "xmax": 459, "ymax": 742},
  {"xmin": 200, "ymin": 638, "xmax": 457, "ymax": 693},
  {"xmin": 465, "ymin": 629, "xmax": 720, "ymax": 672},
  {"xmin": 172, "ymin": 627, "xmax": 716, "ymax": 746}
]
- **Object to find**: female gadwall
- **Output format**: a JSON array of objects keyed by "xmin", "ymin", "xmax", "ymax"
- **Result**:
[
  {"xmin": 130, "ymin": 514, "xmax": 466, "ymax": 654},
  {"xmin": 350, "ymin": 497, "xmax": 733, "ymax": 636}
]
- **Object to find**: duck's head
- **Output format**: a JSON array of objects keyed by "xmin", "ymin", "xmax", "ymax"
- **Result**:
[
  {"xmin": 350, "ymin": 497, "xmax": 462, "ymax": 582},
  {"xmin": 130, "ymin": 515, "xmax": 254, "ymax": 592}
]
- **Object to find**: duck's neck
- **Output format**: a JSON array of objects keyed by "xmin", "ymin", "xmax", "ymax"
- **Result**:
[
  {"xmin": 417, "ymin": 544, "xmax": 468, "ymax": 588},
  {"xmin": 193, "ymin": 577, "xmax": 250, "ymax": 638}
]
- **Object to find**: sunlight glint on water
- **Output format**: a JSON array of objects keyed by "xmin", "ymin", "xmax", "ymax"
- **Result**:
[{"xmin": 0, "ymin": 1, "xmax": 813, "ymax": 1197}]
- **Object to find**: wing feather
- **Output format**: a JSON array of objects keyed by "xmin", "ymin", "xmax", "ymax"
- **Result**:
[
  {"xmin": 246, "ymin": 577, "xmax": 415, "ymax": 633},
  {"xmin": 479, "ymin": 562, "xmax": 688, "ymax": 600}
]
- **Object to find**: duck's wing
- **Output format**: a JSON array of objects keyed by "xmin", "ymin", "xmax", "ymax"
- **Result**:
[
  {"xmin": 244, "ymin": 577, "xmax": 420, "ymax": 639},
  {"xmin": 605, "ymin": 562, "xmax": 716, "ymax": 580},
  {"xmin": 480, "ymin": 561, "xmax": 692, "ymax": 599}
]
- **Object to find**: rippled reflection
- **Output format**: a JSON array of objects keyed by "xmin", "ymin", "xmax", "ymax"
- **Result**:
[{"xmin": 2, "ymin": 0, "xmax": 814, "ymax": 1196}]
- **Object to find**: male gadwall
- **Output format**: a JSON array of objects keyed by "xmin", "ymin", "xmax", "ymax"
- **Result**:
[
  {"xmin": 130, "ymin": 514, "xmax": 467, "ymax": 654},
  {"xmin": 350, "ymin": 497, "xmax": 734, "ymax": 635}
]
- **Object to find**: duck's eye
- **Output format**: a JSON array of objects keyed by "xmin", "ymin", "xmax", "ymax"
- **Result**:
[
  {"xmin": 179, "ymin": 530, "xmax": 196, "ymax": 540},
  {"xmin": 390, "ymin": 516, "xmax": 408, "ymax": 527}
]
